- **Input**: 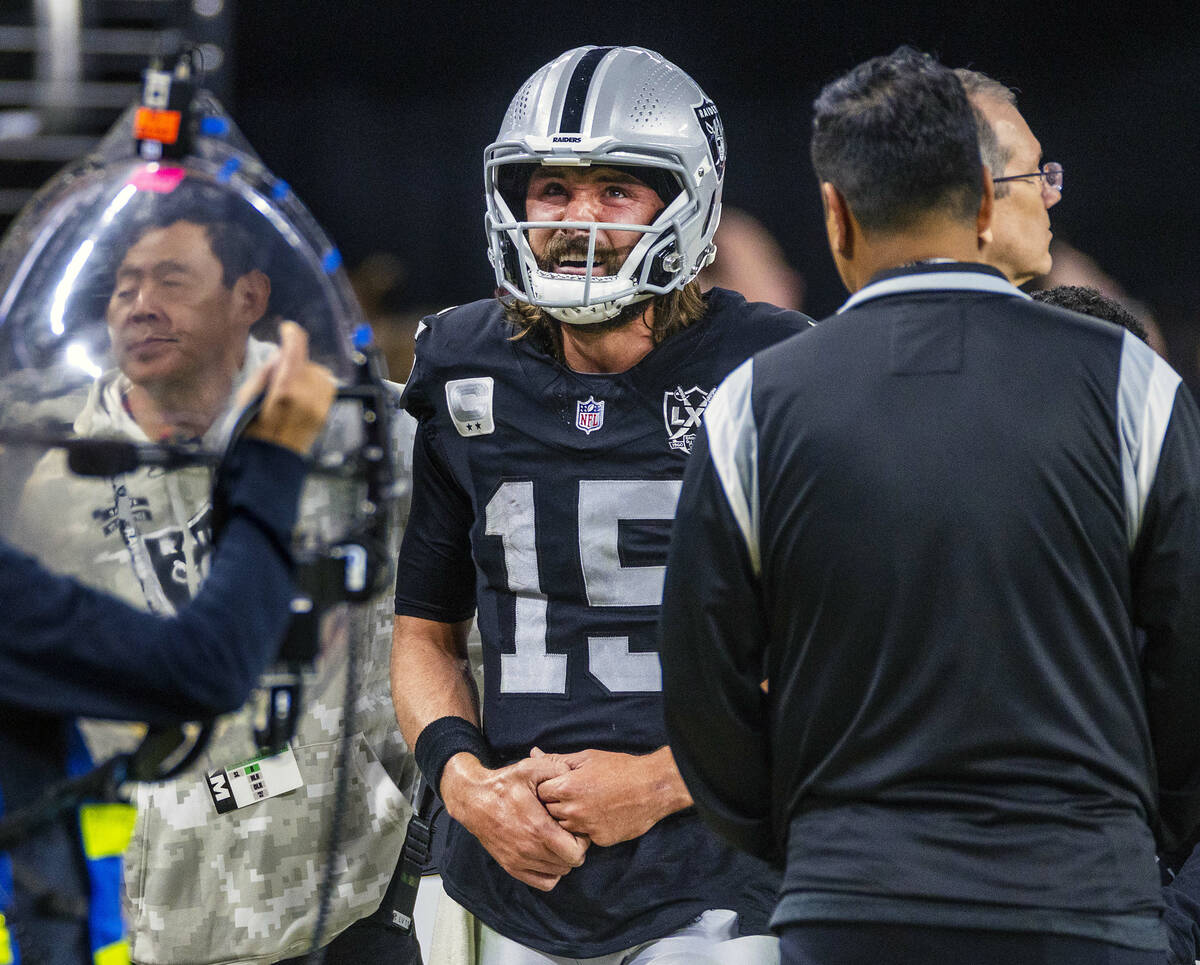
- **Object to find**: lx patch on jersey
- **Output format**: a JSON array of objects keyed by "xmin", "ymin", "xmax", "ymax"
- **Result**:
[{"xmin": 663, "ymin": 385, "xmax": 714, "ymax": 453}]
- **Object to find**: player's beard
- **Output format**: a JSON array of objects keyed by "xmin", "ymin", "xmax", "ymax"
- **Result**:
[
  {"xmin": 534, "ymin": 233, "xmax": 650, "ymax": 334},
  {"xmin": 535, "ymin": 231, "xmax": 628, "ymax": 278}
]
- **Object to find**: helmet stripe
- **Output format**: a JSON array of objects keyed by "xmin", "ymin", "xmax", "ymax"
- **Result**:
[{"xmin": 558, "ymin": 46, "xmax": 615, "ymax": 133}]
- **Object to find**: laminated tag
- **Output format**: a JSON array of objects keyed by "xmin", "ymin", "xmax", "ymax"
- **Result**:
[{"xmin": 206, "ymin": 744, "xmax": 304, "ymax": 814}]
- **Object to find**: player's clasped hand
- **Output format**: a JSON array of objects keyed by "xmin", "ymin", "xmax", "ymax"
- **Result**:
[
  {"xmin": 440, "ymin": 751, "xmax": 590, "ymax": 891},
  {"xmin": 532, "ymin": 746, "xmax": 691, "ymax": 848}
]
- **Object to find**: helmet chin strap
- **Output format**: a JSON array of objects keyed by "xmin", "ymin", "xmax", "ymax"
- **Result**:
[
  {"xmin": 545, "ymin": 288, "xmax": 654, "ymax": 325},
  {"xmin": 525, "ymin": 223, "xmax": 665, "ymax": 325}
]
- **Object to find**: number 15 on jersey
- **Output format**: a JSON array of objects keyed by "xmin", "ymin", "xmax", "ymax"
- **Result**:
[{"xmin": 485, "ymin": 478, "xmax": 682, "ymax": 696}]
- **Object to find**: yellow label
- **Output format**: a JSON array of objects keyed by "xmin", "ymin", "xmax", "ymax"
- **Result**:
[
  {"xmin": 79, "ymin": 803, "xmax": 137, "ymax": 859},
  {"xmin": 0, "ymin": 912, "xmax": 14, "ymax": 965},
  {"xmin": 94, "ymin": 937, "xmax": 131, "ymax": 965}
]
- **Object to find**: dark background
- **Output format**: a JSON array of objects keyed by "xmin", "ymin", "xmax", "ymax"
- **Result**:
[{"xmin": 228, "ymin": 0, "xmax": 1200, "ymax": 373}]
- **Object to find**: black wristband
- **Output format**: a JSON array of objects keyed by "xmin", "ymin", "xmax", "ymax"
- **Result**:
[{"xmin": 414, "ymin": 716, "xmax": 492, "ymax": 796}]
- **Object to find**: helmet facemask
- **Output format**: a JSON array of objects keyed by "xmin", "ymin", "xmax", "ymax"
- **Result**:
[{"xmin": 486, "ymin": 155, "xmax": 711, "ymax": 325}]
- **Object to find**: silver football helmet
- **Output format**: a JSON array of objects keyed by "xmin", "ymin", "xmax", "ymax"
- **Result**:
[{"xmin": 485, "ymin": 46, "xmax": 726, "ymax": 325}]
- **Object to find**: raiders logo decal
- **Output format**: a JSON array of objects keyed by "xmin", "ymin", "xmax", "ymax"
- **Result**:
[{"xmin": 693, "ymin": 100, "xmax": 726, "ymax": 180}]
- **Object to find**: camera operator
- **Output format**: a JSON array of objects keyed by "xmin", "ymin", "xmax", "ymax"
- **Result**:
[{"xmin": 0, "ymin": 322, "xmax": 333, "ymax": 965}]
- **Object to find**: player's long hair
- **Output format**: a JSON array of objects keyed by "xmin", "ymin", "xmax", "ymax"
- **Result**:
[{"xmin": 501, "ymin": 281, "xmax": 707, "ymax": 362}]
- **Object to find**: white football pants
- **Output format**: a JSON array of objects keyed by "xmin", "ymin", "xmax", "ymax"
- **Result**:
[{"xmin": 477, "ymin": 908, "xmax": 780, "ymax": 965}]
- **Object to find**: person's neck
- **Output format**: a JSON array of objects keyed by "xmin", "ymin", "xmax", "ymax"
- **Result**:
[
  {"xmin": 124, "ymin": 379, "xmax": 228, "ymax": 442},
  {"xmin": 560, "ymin": 305, "xmax": 656, "ymax": 375},
  {"xmin": 843, "ymin": 221, "xmax": 982, "ymax": 293}
]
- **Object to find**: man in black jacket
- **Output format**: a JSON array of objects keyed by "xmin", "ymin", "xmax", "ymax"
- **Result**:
[{"xmin": 660, "ymin": 47, "xmax": 1200, "ymax": 965}]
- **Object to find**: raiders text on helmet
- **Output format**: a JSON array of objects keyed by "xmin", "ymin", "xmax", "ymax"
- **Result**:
[{"xmin": 485, "ymin": 46, "xmax": 726, "ymax": 325}]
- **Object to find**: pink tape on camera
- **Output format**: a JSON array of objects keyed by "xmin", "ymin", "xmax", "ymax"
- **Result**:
[{"xmin": 128, "ymin": 165, "xmax": 187, "ymax": 194}]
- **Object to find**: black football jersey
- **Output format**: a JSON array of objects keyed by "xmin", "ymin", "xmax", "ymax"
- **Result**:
[{"xmin": 395, "ymin": 288, "xmax": 810, "ymax": 955}]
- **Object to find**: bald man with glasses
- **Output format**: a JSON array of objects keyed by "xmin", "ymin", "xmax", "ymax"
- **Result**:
[{"xmin": 956, "ymin": 68, "xmax": 1063, "ymax": 286}]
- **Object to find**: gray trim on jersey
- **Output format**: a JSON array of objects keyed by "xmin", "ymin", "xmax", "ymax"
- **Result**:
[
  {"xmin": 704, "ymin": 358, "xmax": 761, "ymax": 576},
  {"xmin": 1117, "ymin": 330, "xmax": 1181, "ymax": 549},
  {"xmin": 413, "ymin": 306, "xmax": 460, "ymax": 345},
  {"xmin": 838, "ymin": 269, "xmax": 1029, "ymax": 313}
]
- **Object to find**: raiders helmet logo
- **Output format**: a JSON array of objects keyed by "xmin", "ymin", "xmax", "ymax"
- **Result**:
[{"xmin": 693, "ymin": 100, "xmax": 726, "ymax": 180}]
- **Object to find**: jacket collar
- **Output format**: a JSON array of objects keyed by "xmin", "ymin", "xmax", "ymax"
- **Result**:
[{"xmin": 837, "ymin": 261, "xmax": 1029, "ymax": 314}]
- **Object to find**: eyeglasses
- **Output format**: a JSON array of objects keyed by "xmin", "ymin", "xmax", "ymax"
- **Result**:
[{"xmin": 993, "ymin": 161, "xmax": 1063, "ymax": 192}]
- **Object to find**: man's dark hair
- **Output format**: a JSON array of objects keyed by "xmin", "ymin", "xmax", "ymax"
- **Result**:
[
  {"xmin": 1031, "ymin": 285, "xmax": 1150, "ymax": 343},
  {"xmin": 115, "ymin": 179, "xmax": 268, "ymax": 287},
  {"xmin": 811, "ymin": 47, "xmax": 984, "ymax": 233}
]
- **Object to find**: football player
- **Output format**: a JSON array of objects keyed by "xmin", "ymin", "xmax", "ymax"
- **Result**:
[{"xmin": 391, "ymin": 46, "xmax": 812, "ymax": 964}]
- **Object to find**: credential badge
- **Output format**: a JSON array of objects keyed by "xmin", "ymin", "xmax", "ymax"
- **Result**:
[
  {"xmin": 663, "ymin": 385, "xmax": 715, "ymax": 453},
  {"xmin": 445, "ymin": 377, "xmax": 495, "ymax": 437},
  {"xmin": 575, "ymin": 396, "xmax": 605, "ymax": 434}
]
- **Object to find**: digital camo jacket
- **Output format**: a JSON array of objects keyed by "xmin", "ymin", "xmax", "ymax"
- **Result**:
[{"xmin": 10, "ymin": 345, "xmax": 418, "ymax": 965}]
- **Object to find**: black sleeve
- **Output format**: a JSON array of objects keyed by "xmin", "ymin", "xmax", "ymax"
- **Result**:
[
  {"xmin": 397, "ymin": 311, "xmax": 439, "ymax": 422},
  {"xmin": 1163, "ymin": 843, "xmax": 1200, "ymax": 965},
  {"xmin": 392, "ymin": 422, "xmax": 477, "ymax": 623},
  {"xmin": 659, "ymin": 425, "xmax": 777, "ymax": 862},
  {"xmin": 0, "ymin": 439, "xmax": 307, "ymax": 724},
  {"xmin": 1134, "ymin": 387, "xmax": 1200, "ymax": 854}
]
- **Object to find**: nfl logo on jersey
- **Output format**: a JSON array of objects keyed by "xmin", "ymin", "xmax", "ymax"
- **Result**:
[{"xmin": 575, "ymin": 396, "xmax": 605, "ymax": 434}]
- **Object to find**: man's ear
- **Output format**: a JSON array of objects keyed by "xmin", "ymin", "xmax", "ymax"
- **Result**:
[
  {"xmin": 976, "ymin": 165, "xmax": 995, "ymax": 249},
  {"xmin": 821, "ymin": 182, "xmax": 853, "ymax": 259},
  {"xmin": 232, "ymin": 269, "xmax": 271, "ymax": 327}
]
